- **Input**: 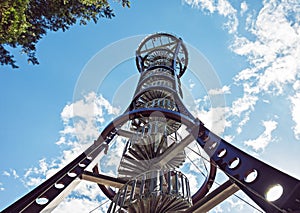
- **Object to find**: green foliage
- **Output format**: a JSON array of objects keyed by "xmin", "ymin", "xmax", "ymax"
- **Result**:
[{"xmin": 0, "ymin": 0, "xmax": 130, "ymax": 68}]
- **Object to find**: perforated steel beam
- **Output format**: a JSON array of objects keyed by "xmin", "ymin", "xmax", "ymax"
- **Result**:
[
  {"xmin": 197, "ymin": 123, "xmax": 300, "ymax": 213},
  {"xmin": 2, "ymin": 115, "xmax": 120, "ymax": 213},
  {"xmin": 2, "ymin": 142, "xmax": 109, "ymax": 213}
]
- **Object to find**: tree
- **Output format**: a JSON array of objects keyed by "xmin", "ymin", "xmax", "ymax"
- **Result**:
[{"xmin": 0, "ymin": 0, "xmax": 130, "ymax": 68}]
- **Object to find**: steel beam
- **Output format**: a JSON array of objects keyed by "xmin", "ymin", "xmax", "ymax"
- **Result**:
[
  {"xmin": 185, "ymin": 180, "xmax": 240, "ymax": 213},
  {"xmin": 151, "ymin": 131, "xmax": 196, "ymax": 169},
  {"xmin": 117, "ymin": 129, "xmax": 140, "ymax": 139},
  {"xmin": 81, "ymin": 171, "xmax": 127, "ymax": 188},
  {"xmin": 2, "ymin": 142, "xmax": 109, "ymax": 213},
  {"xmin": 197, "ymin": 125, "xmax": 300, "ymax": 212}
]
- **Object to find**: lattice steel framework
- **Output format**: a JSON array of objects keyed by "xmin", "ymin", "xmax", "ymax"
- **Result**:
[{"xmin": 3, "ymin": 33, "xmax": 300, "ymax": 213}]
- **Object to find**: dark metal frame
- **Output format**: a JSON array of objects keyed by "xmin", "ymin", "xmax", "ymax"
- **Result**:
[
  {"xmin": 3, "ymin": 32, "xmax": 300, "ymax": 213},
  {"xmin": 3, "ymin": 108, "xmax": 300, "ymax": 212}
]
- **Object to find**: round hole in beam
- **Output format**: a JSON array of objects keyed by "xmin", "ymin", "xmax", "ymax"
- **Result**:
[
  {"xmin": 55, "ymin": 183, "xmax": 65, "ymax": 189},
  {"xmin": 86, "ymin": 156, "xmax": 93, "ymax": 160},
  {"xmin": 228, "ymin": 157, "xmax": 240, "ymax": 169},
  {"xmin": 36, "ymin": 197, "xmax": 49, "ymax": 205},
  {"xmin": 265, "ymin": 184, "xmax": 284, "ymax": 202},
  {"xmin": 79, "ymin": 163, "xmax": 86, "ymax": 168},
  {"xmin": 68, "ymin": 172, "xmax": 77, "ymax": 178},
  {"xmin": 244, "ymin": 169, "xmax": 258, "ymax": 183},
  {"xmin": 217, "ymin": 149, "xmax": 227, "ymax": 158}
]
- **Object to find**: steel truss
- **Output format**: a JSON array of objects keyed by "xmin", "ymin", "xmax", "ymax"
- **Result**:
[
  {"xmin": 3, "ymin": 33, "xmax": 300, "ymax": 213},
  {"xmin": 3, "ymin": 108, "xmax": 300, "ymax": 212}
]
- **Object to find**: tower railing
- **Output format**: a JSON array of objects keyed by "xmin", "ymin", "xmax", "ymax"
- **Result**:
[{"xmin": 108, "ymin": 170, "xmax": 192, "ymax": 213}]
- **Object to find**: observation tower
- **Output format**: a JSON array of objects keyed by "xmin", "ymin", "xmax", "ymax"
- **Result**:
[{"xmin": 3, "ymin": 33, "xmax": 300, "ymax": 213}]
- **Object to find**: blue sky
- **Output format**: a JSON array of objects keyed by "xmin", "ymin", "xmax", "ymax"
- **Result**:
[{"xmin": 1, "ymin": 0, "xmax": 300, "ymax": 212}]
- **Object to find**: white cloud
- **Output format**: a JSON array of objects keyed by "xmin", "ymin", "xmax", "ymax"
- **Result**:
[
  {"xmin": 212, "ymin": 204, "xmax": 224, "ymax": 213},
  {"xmin": 3, "ymin": 171, "xmax": 10, "ymax": 177},
  {"xmin": 223, "ymin": 134, "xmax": 234, "ymax": 143},
  {"xmin": 53, "ymin": 181, "xmax": 110, "ymax": 213},
  {"xmin": 11, "ymin": 169, "xmax": 19, "ymax": 179},
  {"xmin": 20, "ymin": 92, "xmax": 121, "ymax": 210},
  {"xmin": 188, "ymin": 0, "xmax": 300, "ymax": 138},
  {"xmin": 184, "ymin": 0, "xmax": 216, "ymax": 13},
  {"xmin": 24, "ymin": 177, "xmax": 44, "ymax": 188},
  {"xmin": 231, "ymin": 1, "xmax": 300, "ymax": 95},
  {"xmin": 231, "ymin": 93, "xmax": 258, "ymax": 117},
  {"xmin": 244, "ymin": 120, "xmax": 278, "ymax": 151},
  {"xmin": 290, "ymin": 92, "xmax": 300, "ymax": 139},
  {"xmin": 217, "ymin": 0, "xmax": 235, "ymax": 17},
  {"xmin": 3, "ymin": 169, "xmax": 19, "ymax": 179},
  {"xmin": 57, "ymin": 92, "xmax": 120, "ymax": 147},
  {"xmin": 228, "ymin": 1, "xmax": 300, "ymax": 136},
  {"xmin": 240, "ymin": 1, "xmax": 248, "ymax": 16},
  {"xmin": 61, "ymin": 92, "xmax": 119, "ymax": 123},
  {"xmin": 208, "ymin": 85, "xmax": 231, "ymax": 95},
  {"xmin": 188, "ymin": 79, "xmax": 196, "ymax": 90},
  {"xmin": 194, "ymin": 105, "xmax": 231, "ymax": 135},
  {"xmin": 184, "ymin": 0, "xmax": 238, "ymax": 33},
  {"xmin": 22, "ymin": 158, "xmax": 60, "ymax": 188},
  {"xmin": 54, "ymin": 197, "xmax": 110, "ymax": 213},
  {"xmin": 104, "ymin": 139, "xmax": 124, "ymax": 167},
  {"xmin": 236, "ymin": 110, "xmax": 251, "ymax": 135},
  {"xmin": 257, "ymin": 55, "xmax": 298, "ymax": 95},
  {"xmin": 0, "ymin": 182, "xmax": 4, "ymax": 191},
  {"xmin": 293, "ymin": 80, "xmax": 300, "ymax": 91}
]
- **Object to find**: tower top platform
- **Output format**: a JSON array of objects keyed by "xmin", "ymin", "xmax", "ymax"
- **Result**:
[{"xmin": 135, "ymin": 33, "xmax": 188, "ymax": 78}]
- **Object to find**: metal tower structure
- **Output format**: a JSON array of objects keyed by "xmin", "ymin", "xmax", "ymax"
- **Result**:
[{"xmin": 3, "ymin": 33, "xmax": 300, "ymax": 213}]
